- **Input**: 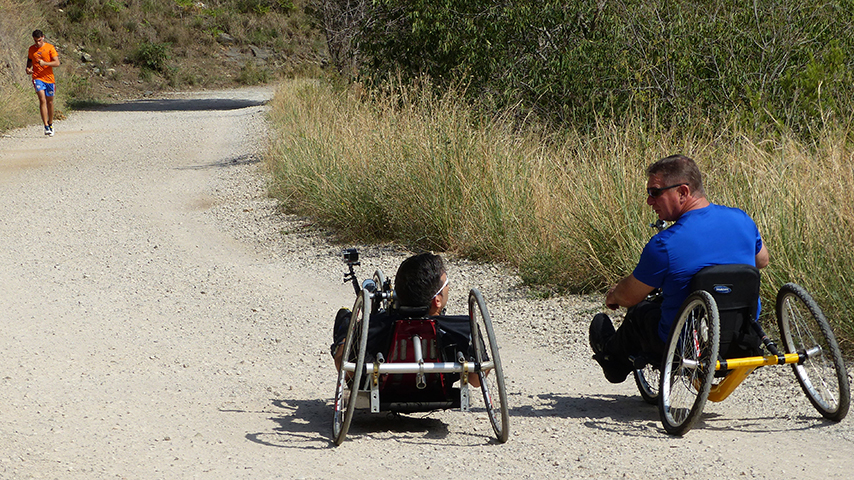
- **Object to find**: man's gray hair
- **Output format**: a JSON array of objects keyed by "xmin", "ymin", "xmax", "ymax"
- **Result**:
[{"xmin": 647, "ymin": 154, "xmax": 705, "ymax": 197}]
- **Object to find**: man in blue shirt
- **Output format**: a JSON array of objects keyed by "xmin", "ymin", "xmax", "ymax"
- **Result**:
[{"xmin": 590, "ymin": 154, "xmax": 769, "ymax": 383}]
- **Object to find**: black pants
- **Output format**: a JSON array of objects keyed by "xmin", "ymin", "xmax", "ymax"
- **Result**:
[{"xmin": 604, "ymin": 300, "xmax": 666, "ymax": 371}]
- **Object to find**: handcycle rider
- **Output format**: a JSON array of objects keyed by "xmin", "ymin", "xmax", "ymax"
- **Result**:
[
  {"xmin": 331, "ymin": 252, "xmax": 480, "ymax": 386},
  {"xmin": 589, "ymin": 154, "xmax": 770, "ymax": 383}
]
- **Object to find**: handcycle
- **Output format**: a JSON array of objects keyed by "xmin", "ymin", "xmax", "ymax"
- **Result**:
[
  {"xmin": 626, "ymin": 222, "xmax": 849, "ymax": 435},
  {"xmin": 331, "ymin": 249, "xmax": 510, "ymax": 445},
  {"xmin": 657, "ymin": 264, "xmax": 850, "ymax": 435}
]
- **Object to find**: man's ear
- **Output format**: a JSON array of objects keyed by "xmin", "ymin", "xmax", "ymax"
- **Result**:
[{"xmin": 427, "ymin": 292, "xmax": 444, "ymax": 315}]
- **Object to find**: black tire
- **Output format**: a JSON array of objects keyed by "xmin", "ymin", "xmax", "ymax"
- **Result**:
[
  {"xmin": 634, "ymin": 362, "xmax": 660, "ymax": 405},
  {"xmin": 776, "ymin": 283, "xmax": 850, "ymax": 421},
  {"xmin": 659, "ymin": 291, "xmax": 720, "ymax": 436},
  {"xmin": 469, "ymin": 288, "xmax": 509, "ymax": 443},
  {"xmin": 372, "ymin": 268, "xmax": 389, "ymax": 312},
  {"xmin": 373, "ymin": 268, "xmax": 386, "ymax": 291},
  {"xmin": 332, "ymin": 289, "xmax": 370, "ymax": 445}
]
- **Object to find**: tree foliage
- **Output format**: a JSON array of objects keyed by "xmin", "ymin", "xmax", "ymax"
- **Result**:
[{"xmin": 315, "ymin": 0, "xmax": 854, "ymax": 133}]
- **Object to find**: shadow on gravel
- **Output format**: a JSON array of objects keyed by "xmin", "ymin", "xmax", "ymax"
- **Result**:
[
  {"xmin": 343, "ymin": 412, "xmax": 452, "ymax": 444},
  {"xmin": 511, "ymin": 393, "xmax": 665, "ymax": 436},
  {"xmin": 243, "ymin": 398, "xmax": 454, "ymax": 449},
  {"xmin": 241, "ymin": 399, "xmax": 331, "ymax": 450},
  {"xmin": 517, "ymin": 393, "xmax": 840, "ymax": 435},
  {"xmin": 697, "ymin": 412, "xmax": 844, "ymax": 434},
  {"xmin": 81, "ymin": 98, "xmax": 268, "ymax": 112},
  {"xmin": 516, "ymin": 393, "xmax": 658, "ymax": 421},
  {"xmin": 177, "ymin": 153, "xmax": 262, "ymax": 170}
]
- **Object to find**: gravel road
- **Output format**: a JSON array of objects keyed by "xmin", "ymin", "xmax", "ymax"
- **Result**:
[{"xmin": 1, "ymin": 86, "xmax": 852, "ymax": 479}]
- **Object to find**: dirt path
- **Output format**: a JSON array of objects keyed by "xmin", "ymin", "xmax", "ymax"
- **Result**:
[{"xmin": 0, "ymin": 86, "xmax": 851, "ymax": 479}]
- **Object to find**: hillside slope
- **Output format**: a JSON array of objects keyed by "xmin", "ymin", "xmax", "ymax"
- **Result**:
[{"xmin": 1, "ymin": 0, "xmax": 327, "ymax": 130}]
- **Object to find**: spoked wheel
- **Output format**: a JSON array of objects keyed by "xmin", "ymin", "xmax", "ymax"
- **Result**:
[
  {"xmin": 332, "ymin": 289, "xmax": 370, "ymax": 445},
  {"xmin": 468, "ymin": 288, "xmax": 509, "ymax": 443},
  {"xmin": 776, "ymin": 283, "xmax": 850, "ymax": 421},
  {"xmin": 634, "ymin": 360, "xmax": 660, "ymax": 405},
  {"xmin": 371, "ymin": 269, "xmax": 389, "ymax": 313},
  {"xmin": 659, "ymin": 291, "xmax": 720, "ymax": 436}
]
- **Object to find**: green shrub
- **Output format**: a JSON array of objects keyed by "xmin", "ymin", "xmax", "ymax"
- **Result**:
[
  {"xmin": 62, "ymin": 73, "xmax": 98, "ymax": 106},
  {"xmin": 236, "ymin": 0, "xmax": 294, "ymax": 15},
  {"xmin": 130, "ymin": 41, "xmax": 170, "ymax": 72},
  {"xmin": 344, "ymin": 1, "xmax": 854, "ymax": 135},
  {"xmin": 237, "ymin": 62, "xmax": 269, "ymax": 84}
]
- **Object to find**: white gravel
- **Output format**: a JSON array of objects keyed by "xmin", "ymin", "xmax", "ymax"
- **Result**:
[{"xmin": 0, "ymin": 85, "xmax": 852, "ymax": 479}]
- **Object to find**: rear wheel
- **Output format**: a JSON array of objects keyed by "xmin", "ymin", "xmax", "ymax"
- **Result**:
[
  {"xmin": 659, "ymin": 291, "xmax": 720, "ymax": 436},
  {"xmin": 332, "ymin": 290, "xmax": 370, "ymax": 445},
  {"xmin": 469, "ymin": 288, "xmax": 509, "ymax": 443},
  {"xmin": 776, "ymin": 283, "xmax": 850, "ymax": 421}
]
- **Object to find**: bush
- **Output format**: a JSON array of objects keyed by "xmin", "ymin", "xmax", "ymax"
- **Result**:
[
  {"xmin": 236, "ymin": 0, "xmax": 295, "ymax": 15},
  {"xmin": 130, "ymin": 41, "xmax": 170, "ymax": 72},
  {"xmin": 237, "ymin": 61, "xmax": 269, "ymax": 85},
  {"xmin": 329, "ymin": 0, "xmax": 854, "ymax": 134}
]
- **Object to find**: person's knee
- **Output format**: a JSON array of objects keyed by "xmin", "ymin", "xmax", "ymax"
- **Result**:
[{"xmin": 330, "ymin": 308, "xmax": 351, "ymax": 356}]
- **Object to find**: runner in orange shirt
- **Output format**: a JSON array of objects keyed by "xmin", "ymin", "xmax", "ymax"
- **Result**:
[{"xmin": 26, "ymin": 29, "xmax": 60, "ymax": 137}]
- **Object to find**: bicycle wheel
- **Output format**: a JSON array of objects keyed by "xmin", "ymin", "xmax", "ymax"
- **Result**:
[
  {"xmin": 659, "ymin": 291, "xmax": 720, "ymax": 436},
  {"xmin": 776, "ymin": 283, "xmax": 850, "ymax": 421},
  {"xmin": 469, "ymin": 288, "xmax": 509, "ymax": 443},
  {"xmin": 332, "ymin": 289, "xmax": 370, "ymax": 445},
  {"xmin": 634, "ymin": 361, "xmax": 660, "ymax": 405},
  {"xmin": 372, "ymin": 269, "xmax": 389, "ymax": 312}
]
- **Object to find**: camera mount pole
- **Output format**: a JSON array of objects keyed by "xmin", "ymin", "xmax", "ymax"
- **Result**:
[{"xmin": 344, "ymin": 262, "xmax": 360, "ymax": 295}]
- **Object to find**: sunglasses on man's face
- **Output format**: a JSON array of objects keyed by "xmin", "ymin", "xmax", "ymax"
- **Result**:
[{"xmin": 647, "ymin": 183, "xmax": 687, "ymax": 198}]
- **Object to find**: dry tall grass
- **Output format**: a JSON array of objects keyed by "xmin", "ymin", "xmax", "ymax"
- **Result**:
[
  {"xmin": 266, "ymin": 79, "xmax": 854, "ymax": 349},
  {"xmin": 0, "ymin": 0, "xmax": 43, "ymax": 132}
]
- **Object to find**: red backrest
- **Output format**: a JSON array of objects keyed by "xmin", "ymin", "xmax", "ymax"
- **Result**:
[{"xmin": 379, "ymin": 319, "xmax": 453, "ymax": 401}]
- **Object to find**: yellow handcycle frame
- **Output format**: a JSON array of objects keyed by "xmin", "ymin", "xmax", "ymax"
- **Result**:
[{"xmin": 708, "ymin": 350, "xmax": 815, "ymax": 402}]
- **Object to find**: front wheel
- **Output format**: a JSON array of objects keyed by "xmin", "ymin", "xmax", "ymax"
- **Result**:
[
  {"xmin": 372, "ymin": 268, "xmax": 389, "ymax": 312},
  {"xmin": 332, "ymin": 289, "xmax": 370, "ymax": 445},
  {"xmin": 659, "ymin": 291, "xmax": 720, "ymax": 436},
  {"xmin": 776, "ymin": 283, "xmax": 849, "ymax": 421},
  {"xmin": 469, "ymin": 288, "xmax": 509, "ymax": 443},
  {"xmin": 634, "ymin": 360, "xmax": 660, "ymax": 405}
]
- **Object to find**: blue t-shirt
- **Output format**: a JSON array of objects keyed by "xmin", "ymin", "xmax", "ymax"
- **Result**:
[{"xmin": 632, "ymin": 204, "xmax": 764, "ymax": 341}]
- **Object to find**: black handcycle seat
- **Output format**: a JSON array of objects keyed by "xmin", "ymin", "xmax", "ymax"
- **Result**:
[{"xmin": 690, "ymin": 264, "xmax": 762, "ymax": 363}]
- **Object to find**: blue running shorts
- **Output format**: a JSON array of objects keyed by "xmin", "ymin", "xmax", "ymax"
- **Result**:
[{"xmin": 33, "ymin": 79, "xmax": 55, "ymax": 97}]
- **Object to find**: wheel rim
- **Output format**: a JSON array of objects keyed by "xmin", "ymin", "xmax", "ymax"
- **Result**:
[
  {"xmin": 661, "ymin": 294, "xmax": 717, "ymax": 432},
  {"xmin": 332, "ymin": 291, "xmax": 368, "ymax": 444},
  {"xmin": 469, "ymin": 289, "xmax": 509, "ymax": 442},
  {"xmin": 635, "ymin": 363, "xmax": 660, "ymax": 404},
  {"xmin": 779, "ymin": 290, "xmax": 843, "ymax": 414}
]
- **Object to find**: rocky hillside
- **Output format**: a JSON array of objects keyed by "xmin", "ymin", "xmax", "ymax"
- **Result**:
[{"xmin": 6, "ymin": 0, "xmax": 327, "ymax": 107}]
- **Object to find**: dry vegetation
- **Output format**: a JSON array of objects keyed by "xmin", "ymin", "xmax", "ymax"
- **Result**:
[
  {"xmin": 0, "ymin": 0, "xmax": 44, "ymax": 130},
  {"xmin": 266, "ymin": 79, "xmax": 854, "ymax": 351},
  {"xmin": 0, "ymin": 0, "xmax": 327, "ymax": 131}
]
